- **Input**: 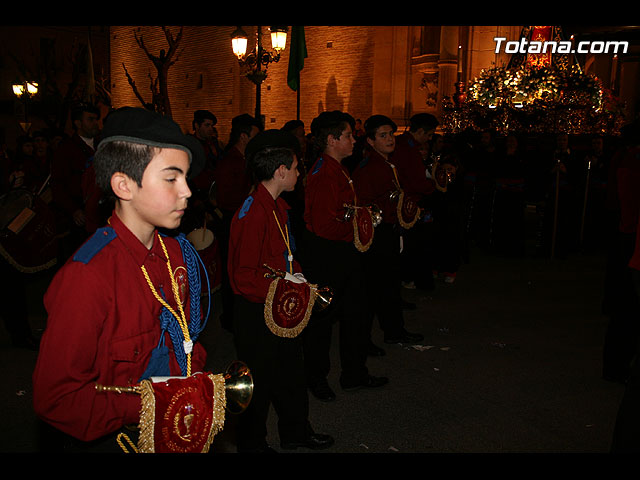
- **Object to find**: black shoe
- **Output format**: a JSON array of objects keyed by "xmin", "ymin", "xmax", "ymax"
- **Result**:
[
  {"xmin": 401, "ymin": 299, "xmax": 416, "ymax": 310},
  {"xmin": 308, "ymin": 381, "xmax": 336, "ymax": 402},
  {"xmin": 281, "ymin": 433, "xmax": 335, "ymax": 451},
  {"xmin": 384, "ymin": 329, "xmax": 424, "ymax": 344},
  {"xmin": 341, "ymin": 375, "xmax": 389, "ymax": 392},
  {"xmin": 367, "ymin": 341, "xmax": 386, "ymax": 357}
]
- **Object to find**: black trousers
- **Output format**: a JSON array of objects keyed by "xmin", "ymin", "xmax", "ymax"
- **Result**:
[
  {"xmin": 232, "ymin": 295, "xmax": 311, "ymax": 451},
  {"xmin": 400, "ymin": 220, "xmax": 434, "ymax": 289},
  {"xmin": 362, "ymin": 223, "xmax": 405, "ymax": 339},
  {"xmin": 297, "ymin": 229, "xmax": 369, "ymax": 387}
]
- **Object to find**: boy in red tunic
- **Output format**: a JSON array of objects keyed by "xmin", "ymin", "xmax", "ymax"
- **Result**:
[
  {"xmin": 352, "ymin": 115, "xmax": 424, "ymax": 348},
  {"xmin": 299, "ymin": 111, "xmax": 388, "ymax": 402},
  {"xmin": 228, "ymin": 129, "xmax": 334, "ymax": 452},
  {"xmin": 32, "ymin": 107, "xmax": 209, "ymax": 451}
]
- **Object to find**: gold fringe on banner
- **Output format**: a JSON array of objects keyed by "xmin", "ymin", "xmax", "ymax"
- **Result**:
[
  {"xmin": 136, "ymin": 373, "xmax": 226, "ymax": 453},
  {"xmin": 353, "ymin": 209, "xmax": 374, "ymax": 252},
  {"xmin": 396, "ymin": 190, "xmax": 421, "ymax": 230},
  {"xmin": 264, "ymin": 277, "xmax": 317, "ymax": 338}
]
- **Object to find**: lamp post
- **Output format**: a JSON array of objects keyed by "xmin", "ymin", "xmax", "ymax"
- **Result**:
[
  {"xmin": 231, "ymin": 26, "xmax": 287, "ymax": 125},
  {"xmin": 12, "ymin": 80, "xmax": 39, "ymax": 133}
]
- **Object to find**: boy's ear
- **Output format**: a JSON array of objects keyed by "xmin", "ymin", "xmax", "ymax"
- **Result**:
[
  {"xmin": 110, "ymin": 172, "xmax": 134, "ymax": 200},
  {"xmin": 276, "ymin": 164, "xmax": 287, "ymax": 179}
]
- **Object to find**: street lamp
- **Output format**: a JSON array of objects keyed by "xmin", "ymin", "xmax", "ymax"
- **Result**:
[
  {"xmin": 12, "ymin": 81, "xmax": 38, "ymax": 98},
  {"xmin": 12, "ymin": 80, "xmax": 39, "ymax": 133},
  {"xmin": 231, "ymin": 26, "xmax": 288, "ymax": 123}
]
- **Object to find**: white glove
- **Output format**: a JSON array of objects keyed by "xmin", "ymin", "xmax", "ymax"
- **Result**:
[{"xmin": 285, "ymin": 272, "xmax": 306, "ymax": 284}]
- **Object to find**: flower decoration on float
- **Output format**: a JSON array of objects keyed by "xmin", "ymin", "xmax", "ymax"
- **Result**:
[{"xmin": 443, "ymin": 26, "xmax": 625, "ymax": 136}]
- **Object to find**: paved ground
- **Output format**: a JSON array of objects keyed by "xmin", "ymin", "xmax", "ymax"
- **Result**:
[{"xmin": 0, "ymin": 222, "xmax": 630, "ymax": 457}]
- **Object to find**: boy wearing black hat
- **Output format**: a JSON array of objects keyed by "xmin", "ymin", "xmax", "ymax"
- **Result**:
[
  {"xmin": 33, "ymin": 107, "xmax": 209, "ymax": 451},
  {"xmin": 228, "ymin": 129, "xmax": 334, "ymax": 452}
]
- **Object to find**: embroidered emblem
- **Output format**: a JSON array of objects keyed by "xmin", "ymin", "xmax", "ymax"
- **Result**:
[{"xmin": 174, "ymin": 266, "xmax": 188, "ymax": 306}]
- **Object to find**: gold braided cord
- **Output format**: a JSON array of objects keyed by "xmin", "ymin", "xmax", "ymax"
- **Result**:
[
  {"xmin": 140, "ymin": 233, "xmax": 192, "ymax": 376},
  {"xmin": 340, "ymin": 170, "xmax": 358, "ymax": 204},
  {"xmin": 272, "ymin": 210, "xmax": 293, "ymax": 274},
  {"xmin": 116, "ymin": 432, "xmax": 140, "ymax": 453}
]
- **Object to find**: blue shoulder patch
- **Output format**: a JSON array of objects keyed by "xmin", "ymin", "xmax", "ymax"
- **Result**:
[
  {"xmin": 357, "ymin": 156, "xmax": 370, "ymax": 169},
  {"xmin": 73, "ymin": 227, "xmax": 117, "ymax": 264},
  {"xmin": 311, "ymin": 157, "xmax": 324, "ymax": 175},
  {"xmin": 238, "ymin": 196, "xmax": 254, "ymax": 219}
]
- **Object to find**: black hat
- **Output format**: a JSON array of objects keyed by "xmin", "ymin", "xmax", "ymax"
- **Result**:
[
  {"xmin": 245, "ymin": 129, "xmax": 299, "ymax": 162},
  {"xmin": 99, "ymin": 107, "xmax": 205, "ymax": 179}
]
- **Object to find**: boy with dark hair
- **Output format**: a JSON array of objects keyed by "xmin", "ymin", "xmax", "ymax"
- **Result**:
[
  {"xmin": 228, "ymin": 129, "xmax": 334, "ymax": 452},
  {"xmin": 50, "ymin": 102, "xmax": 101, "ymax": 257},
  {"xmin": 32, "ymin": 107, "xmax": 210, "ymax": 451},
  {"xmin": 215, "ymin": 113, "xmax": 263, "ymax": 332},
  {"xmin": 189, "ymin": 109, "xmax": 220, "ymax": 196},
  {"xmin": 352, "ymin": 114, "xmax": 424, "ymax": 350},
  {"xmin": 393, "ymin": 112, "xmax": 439, "ymax": 290},
  {"xmin": 299, "ymin": 110, "xmax": 388, "ymax": 402}
]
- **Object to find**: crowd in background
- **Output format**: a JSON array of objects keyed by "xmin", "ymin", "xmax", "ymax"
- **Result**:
[{"xmin": 1, "ymin": 102, "xmax": 640, "ymax": 451}]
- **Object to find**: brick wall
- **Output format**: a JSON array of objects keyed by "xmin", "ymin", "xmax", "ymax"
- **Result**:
[{"xmin": 110, "ymin": 26, "xmax": 378, "ymax": 144}]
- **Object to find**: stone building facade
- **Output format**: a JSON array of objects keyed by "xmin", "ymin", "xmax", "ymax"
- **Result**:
[{"xmin": 108, "ymin": 26, "xmax": 526, "ymax": 143}]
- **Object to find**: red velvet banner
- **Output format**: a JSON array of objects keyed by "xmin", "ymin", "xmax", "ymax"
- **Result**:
[
  {"xmin": 138, "ymin": 372, "xmax": 224, "ymax": 453},
  {"xmin": 354, "ymin": 208, "xmax": 374, "ymax": 252},
  {"xmin": 265, "ymin": 278, "xmax": 313, "ymax": 338}
]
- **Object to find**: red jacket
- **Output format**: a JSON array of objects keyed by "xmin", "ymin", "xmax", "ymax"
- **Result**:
[
  {"xmin": 393, "ymin": 132, "xmax": 435, "ymax": 198},
  {"xmin": 228, "ymin": 183, "xmax": 301, "ymax": 303},
  {"xmin": 304, "ymin": 153, "xmax": 357, "ymax": 242},
  {"xmin": 352, "ymin": 147, "xmax": 399, "ymax": 225},
  {"xmin": 32, "ymin": 211, "xmax": 207, "ymax": 442},
  {"xmin": 214, "ymin": 146, "xmax": 252, "ymax": 214}
]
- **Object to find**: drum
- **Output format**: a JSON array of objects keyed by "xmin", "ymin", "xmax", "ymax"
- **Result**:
[
  {"xmin": 186, "ymin": 227, "xmax": 222, "ymax": 295},
  {"xmin": 0, "ymin": 188, "xmax": 58, "ymax": 273}
]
